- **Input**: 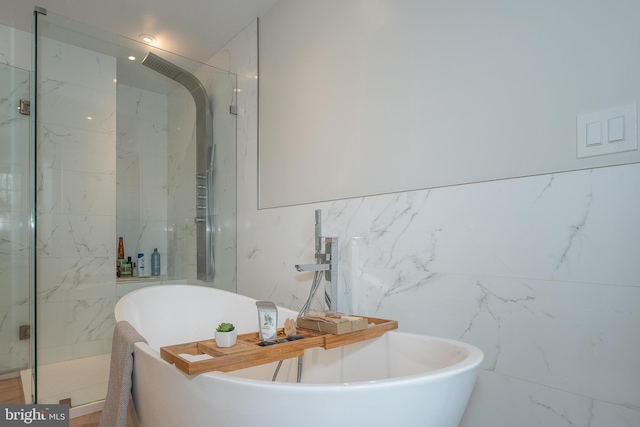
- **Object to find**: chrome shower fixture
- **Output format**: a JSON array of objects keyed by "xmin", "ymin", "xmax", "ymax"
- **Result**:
[
  {"xmin": 142, "ymin": 52, "xmax": 215, "ymax": 281},
  {"xmin": 295, "ymin": 209, "xmax": 338, "ymax": 312}
]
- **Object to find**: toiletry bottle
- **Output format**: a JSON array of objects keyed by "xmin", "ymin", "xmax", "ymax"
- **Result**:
[
  {"xmin": 117, "ymin": 237, "xmax": 125, "ymax": 259},
  {"xmin": 151, "ymin": 248, "xmax": 160, "ymax": 276},
  {"xmin": 117, "ymin": 237, "xmax": 125, "ymax": 277},
  {"xmin": 122, "ymin": 256, "xmax": 132, "ymax": 276},
  {"xmin": 138, "ymin": 253, "xmax": 145, "ymax": 276}
]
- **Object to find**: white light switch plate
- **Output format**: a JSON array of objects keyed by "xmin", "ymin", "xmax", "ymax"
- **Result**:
[{"xmin": 577, "ymin": 103, "xmax": 637, "ymax": 158}]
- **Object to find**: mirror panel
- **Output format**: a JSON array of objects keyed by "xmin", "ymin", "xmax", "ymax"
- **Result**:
[{"xmin": 258, "ymin": 0, "xmax": 640, "ymax": 208}]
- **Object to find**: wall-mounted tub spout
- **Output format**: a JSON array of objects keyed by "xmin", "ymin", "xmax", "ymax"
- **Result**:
[{"xmin": 142, "ymin": 52, "xmax": 215, "ymax": 281}]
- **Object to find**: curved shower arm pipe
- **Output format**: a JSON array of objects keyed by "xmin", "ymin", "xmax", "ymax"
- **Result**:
[{"xmin": 142, "ymin": 52, "xmax": 215, "ymax": 281}]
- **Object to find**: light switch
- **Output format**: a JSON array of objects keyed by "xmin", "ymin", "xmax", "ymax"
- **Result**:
[
  {"xmin": 586, "ymin": 121, "xmax": 602, "ymax": 146},
  {"xmin": 577, "ymin": 103, "xmax": 637, "ymax": 158},
  {"xmin": 608, "ymin": 116, "xmax": 624, "ymax": 142}
]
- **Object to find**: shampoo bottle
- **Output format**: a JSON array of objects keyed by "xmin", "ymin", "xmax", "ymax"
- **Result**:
[
  {"xmin": 137, "ymin": 253, "xmax": 145, "ymax": 276},
  {"xmin": 151, "ymin": 248, "xmax": 160, "ymax": 276}
]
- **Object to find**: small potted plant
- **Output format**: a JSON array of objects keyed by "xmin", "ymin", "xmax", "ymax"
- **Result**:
[{"xmin": 215, "ymin": 322, "xmax": 237, "ymax": 347}]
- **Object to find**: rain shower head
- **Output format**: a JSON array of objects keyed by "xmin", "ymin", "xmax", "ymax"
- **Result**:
[
  {"xmin": 141, "ymin": 52, "xmax": 204, "ymax": 96},
  {"xmin": 141, "ymin": 52, "xmax": 182, "ymax": 80}
]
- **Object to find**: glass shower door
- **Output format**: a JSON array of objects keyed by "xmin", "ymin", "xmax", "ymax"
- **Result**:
[
  {"xmin": 0, "ymin": 62, "xmax": 33, "ymax": 395},
  {"xmin": 33, "ymin": 9, "xmax": 237, "ymax": 408}
]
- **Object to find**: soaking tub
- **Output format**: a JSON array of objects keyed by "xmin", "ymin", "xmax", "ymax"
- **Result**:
[{"xmin": 115, "ymin": 285, "xmax": 483, "ymax": 427}]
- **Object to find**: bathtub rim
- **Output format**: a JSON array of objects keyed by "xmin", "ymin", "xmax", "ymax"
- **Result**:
[
  {"xmin": 132, "ymin": 332, "xmax": 482, "ymax": 389},
  {"xmin": 116, "ymin": 284, "xmax": 484, "ymax": 389}
]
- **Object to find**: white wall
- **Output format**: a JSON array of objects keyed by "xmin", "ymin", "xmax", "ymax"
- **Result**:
[{"xmin": 215, "ymin": 17, "xmax": 640, "ymax": 427}]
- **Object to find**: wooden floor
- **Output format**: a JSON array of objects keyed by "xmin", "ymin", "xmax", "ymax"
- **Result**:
[
  {"xmin": 0, "ymin": 376, "xmax": 25, "ymax": 404},
  {"xmin": 69, "ymin": 411, "xmax": 102, "ymax": 427},
  {"xmin": 0, "ymin": 376, "xmax": 135, "ymax": 427},
  {"xmin": 67, "ymin": 404, "xmax": 136, "ymax": 427}
]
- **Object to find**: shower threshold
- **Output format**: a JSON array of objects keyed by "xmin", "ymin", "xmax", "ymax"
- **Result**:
[{"xmin": 21, "ymin": 353, "xmax": 110, "ymax": 417}]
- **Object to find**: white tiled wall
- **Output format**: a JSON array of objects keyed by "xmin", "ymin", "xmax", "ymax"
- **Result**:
[
  {"xmin": 215, "ymin": 20, "xmax": 640, "ymax": 427},
  {"xmin": 116, "ymin": 83, "xmax": 168, "ymax": 274},
  {"xmin": 35, "ymin": 36, "xmax": 117, "ymax": 365}
]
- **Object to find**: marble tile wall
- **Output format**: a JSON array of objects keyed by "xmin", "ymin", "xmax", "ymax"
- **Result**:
[
  {"xmin": 166, "ymin": 85, "xmax": 195, "ymax": 281},
  {"xmin": 0, "ymin": 24, "xmax": 31, "ymax": 373},
  {"xmin": 215, "ymin": 20, "xmax": 640, "ymax": 427},
  {"xmin": 116, "ymin": 83, "xmax": 168, "ymax": 275},
  {"xmin": 0, "ymin": 24, "xmax": 30, "ymax": 71},
  {"xmin": 35, "ymin": 37, "xmax": 117, "ymax": 365}
]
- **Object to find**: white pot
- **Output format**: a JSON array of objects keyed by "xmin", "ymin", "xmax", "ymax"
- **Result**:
[{"xmin": 214, "ymin": 329, "xmax": 237, "ymax": 347}]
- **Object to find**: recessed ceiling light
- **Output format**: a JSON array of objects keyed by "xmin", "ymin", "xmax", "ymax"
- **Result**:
[
  {"xmin": 139, "ymin": 34, "xmax": 156, "ymax": 44},
  {"xmin": 128, "ymin": 56, "xmax": 136, "ymax": 61}
]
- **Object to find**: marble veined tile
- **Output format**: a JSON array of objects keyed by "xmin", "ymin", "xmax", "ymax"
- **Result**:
[
  {"xmin": 550, "ymin": 165, "xmax": 640, "ymax": 286},
  {"xmin": 36, "ymin": 213, "xmax": 114, "ymax": 258},
  {"xmin": 37, "ymin": 168, "xmax": 116, "ymax": 216},
  {"xmin": 461, "ymin": 371, "xmax": 640, "ymax": 427},
  {"xmin": 37, "ymin": 337, "xmax": 113, "ymax": 368},
  {"xmin": 38, "ymin": 78, "xmax": 116, "ymax": 134},
  {"xmin": 0, "ymin": 116, "xmax": 30, "ymax": 167},
  {"xmin": 0, "ymin": 163, "xmax": 29, "ymax": 213},
  {"xmin": 118, "ymin": 111, "xmax": 168, "ymax": 156},
  {"xmin": 117, "ymin": 84, "xmax": 168, "ymax": 123},
  {"xmin": 36, "ymin": 256, "xmax": 115, "ymax": 303},
  {"xmin": 355, "ymin": 165, "xmax": 640, "ymax": 287},
  {"xmin": 0, "ymin": 304, "xmax": 29, "ymax": 355},
  {"xmin": 140, "ymin": 188, "xmax": 168, "ymax": 222},
  {"xmin": 38, "ymin": 123, "xmax": 115, "ymax": 175},
  {"xmin": 358, "ymin": 270, "xmax": 640, "ymax": 410},
  {"xmin": 0, "ymin": 63, "xmax": 29, "ymax": 117},
  {"xmin": 0, "ymin": 261, "xmax": 29, "ymax": 307},
  {"xmin": 0, "ymin": 351, "xmax": 29, "ymax": 374},
  {"xmin": 37, "ymin": 297, "xmax": 115, "ymax": 349},
  {"xmin": 0, "ymin": 24, "xmax": 31, "ymax": 70},
  {"xmin": 39, "ymin": 37, "xmax": 116, "ymax": 93}
]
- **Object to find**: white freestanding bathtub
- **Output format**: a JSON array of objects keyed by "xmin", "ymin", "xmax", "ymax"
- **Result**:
[{"xmin": 115, "ymin": 285, "xmax": 483, "ymax": 427}]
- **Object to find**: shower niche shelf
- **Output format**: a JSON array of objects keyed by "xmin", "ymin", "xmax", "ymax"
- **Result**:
[{"xmin": 160, "ymin": 317, "xmax": 398, "ymax": 375}]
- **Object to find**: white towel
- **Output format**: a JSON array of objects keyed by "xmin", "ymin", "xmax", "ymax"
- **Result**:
[{"xmin": 99, "ymin": 321, "xmax": 147, "ymax": 427}]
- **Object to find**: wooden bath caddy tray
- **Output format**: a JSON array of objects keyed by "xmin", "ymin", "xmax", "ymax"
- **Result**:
[{"xmin": 160, "ymin": 317, "xmax": 398, "ymax": 375}]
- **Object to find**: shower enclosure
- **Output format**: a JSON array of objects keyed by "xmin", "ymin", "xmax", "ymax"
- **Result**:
[{"xmin": 31, "ymin": 9, "xmax": 237, "ymax": 407}]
